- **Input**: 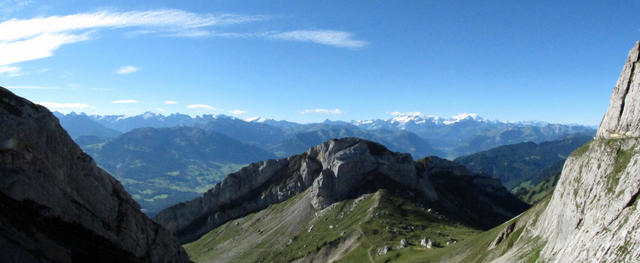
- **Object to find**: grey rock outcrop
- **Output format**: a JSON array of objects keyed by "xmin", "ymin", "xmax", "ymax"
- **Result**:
[
  {"xmin": 420, "ymin": 238, "xmax": 433, "ymax": 248},
  {"xmin": 489, "ymin": 41, "xmax": 640, "ymax": 263},
  {"xmin": 377, "ymin": 245, "xmax": 392, "ymax": 255},
  {"xmin": 0, "ymin": 87, "xmax": 189, "ymax": 263},
  {"xmin": 156, "ymin": 137, "xmax": 529, "ymax": 244},
  {"xmin": 399, "ymin": 238, "xmax": 408, "ymax": 248},
  {"xmin": 531, "ymin": 41, "xmax": 640, "ymax": 262},
  {"xmin": 598, "ymin": 41, "xmax": 640, "ymax": 139}
]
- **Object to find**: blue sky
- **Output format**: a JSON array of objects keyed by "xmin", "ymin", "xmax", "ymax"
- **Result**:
[{"xmin": 1, "ymin": 0, "xmax": 639, "ymax": 124}]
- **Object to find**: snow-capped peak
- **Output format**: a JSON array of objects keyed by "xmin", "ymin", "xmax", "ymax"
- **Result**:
[
  {"xmin": 442, "ymin": 113, "xmax": 482, "ymax": 125},
  {"xmin": 245, "ymin": 116, "xmax": 268, "ymax": 123},
  {"xmin": 352, "ymin": 112, "xmax": 486, "ymax": 128},
  {"xmin": 387, "ymin": 112, "xmax": 442, "ymax": 125},
  {"xmin": 142, "ymin": 111, "xmax": 158, "ymax": 119}
]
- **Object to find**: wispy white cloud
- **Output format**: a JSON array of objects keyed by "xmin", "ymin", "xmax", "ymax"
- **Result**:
[
  {"xmin": 0, "ymin": 65, "xmax": 22, "ymax": 77},
  {"xmin": 389, "ymin": 111, "xmax": 422, "ymax": 116},
  {"xmin": 300, "ymin": 108, "xmax": 342, "ymax": 115},
  {"xmin": 268, "ymin": 30, "xmax": 367, "ymax": 48},
  {"xmin": 187, "ymin": 104, "xmax": 216, "ymax": 110},
  {"xmin": 39, "ymin": 102, "xmax": 90, "ymax": 109},
  {"xmin": 0, "ymin": 9, "xmax": 266, "ymax": 66},
  {"xmin": 229, "ymin": 109, "xmax": 247, "ymax": 115},
  {"xmin": 6, "ymin": 85, "xmax": 59, "ymax": 90},
  {"xmin": 0, "ymin": 32, "xmax": 90, "ymax": 66},
  {"xmin": 112, "ymin": 99, "xmax": 137, "ymax": 104},
  {"xmin": 0, "ymin": 9, "xmax": 369, "ymax": 66},
  {"xmin": 164, "ymin": 100, "xmax": 178, "ymax": 104},
  {"xmin": 116, "ymin": 65, "xmax": 139, "ymax": 74}
]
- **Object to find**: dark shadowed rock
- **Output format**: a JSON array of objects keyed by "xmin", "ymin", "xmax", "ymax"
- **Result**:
[{"xmin": 0, "ymin": 87, "xmax": 189, "ymax": 263}]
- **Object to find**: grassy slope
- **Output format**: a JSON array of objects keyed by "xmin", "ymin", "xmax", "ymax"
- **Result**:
[
  {"xmin": 513, "ymin": 172, "xmax": 561, "ymax": 204},
  {"xmin": 185, "ymin": 189, "xmax": 481, "ymax": 263},
  {"xmin": 436, "ymin": 195, "xmax": 551, "ymax": 263}
]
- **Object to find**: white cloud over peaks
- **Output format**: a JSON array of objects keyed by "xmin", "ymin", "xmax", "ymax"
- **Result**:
[
  {"xmin": 164, "ymin": 100, "xmax": 178, "ymax": 104},
  {"xmin": 116, "ymin": 65, "xmax": 139, "ymax": 74},
  {"xmin": 268, "ymin": 30, "xmax": 367, "ymax": 48},
  {"xmin": 39, "ymin": 102, "xmax": 90, "ymax": 110},
  {"xmin": 300, "ymin": 108, "xmax": 342, "ymax": 115},
  {"xmin": 229, "ymin": 110, "xmax": 247, "ymax": 115},
  {"xmin": 0, "ymin": 9, "xmax": 266, "ymax": 66},
  {"xmin": 112, "ymin": 99, "xmax": 138, "ymax": 104},
  {"xmin": 187, "ymin": 104, "xmax": 216, "ymax": 110}
]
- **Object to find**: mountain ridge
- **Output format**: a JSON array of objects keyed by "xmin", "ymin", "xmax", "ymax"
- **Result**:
[
  {"xmin": 154, "ymin": 137, "xmax": 528, "ymax": 245},
  {"xmin": 56, "ymin": 110, "xmax": 595, "ymax": 159}
]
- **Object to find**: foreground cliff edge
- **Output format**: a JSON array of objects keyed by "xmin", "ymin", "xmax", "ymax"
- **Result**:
[
  {"xmin": 440, "ymin": 41, "xmax": 640, "ymax": 263},
  {"xmin": 0, "ymin": 87, "xmax": 189, "ymax": 262}
]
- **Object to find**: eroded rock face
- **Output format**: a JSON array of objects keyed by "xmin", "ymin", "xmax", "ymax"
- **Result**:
[
  {"xmin": 527, "ymin": 42, "xmax": 640, "ymax": 262},
  {"xmin": 490, "ymin": 42, "xmax": 640, "ymax": 263},
  {"xmin": 597, "ymin": 41, "xmax": 640, "ymax": 139},
  {"xmin": 155, "ymin": 137, "xmax": 528, "ymax": 244},
  {"xmin": 0, "ymin": 87, "xmax": 189, "ymax": 263}
]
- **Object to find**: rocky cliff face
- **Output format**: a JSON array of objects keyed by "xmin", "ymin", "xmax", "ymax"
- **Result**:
[
  {"xmin": 529, "ymin": 41, "xmax": 640, "ymax": 262},
  {"xmin": 155, "ymin": 137, "xmax": 528, "ymax": 244},
  {"xmin": 0, "ymin": 87, "xmax": 190, "ymax": 263},
  {"xmin": 476, "ymin": 41, "xmax": 640, "ymax": 263},
  {"xmin": 597, "ymin": 41, "xmax": 640, "ymax": 139}
]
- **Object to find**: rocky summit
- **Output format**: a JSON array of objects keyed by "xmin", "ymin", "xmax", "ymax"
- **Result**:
[
  {"xmin": 155, "ymin": 136, "xmax": 529, "ymax": 245},
  {"xmin": 0, "ymin": 87, "xmax": 189, "ymax": 263}
]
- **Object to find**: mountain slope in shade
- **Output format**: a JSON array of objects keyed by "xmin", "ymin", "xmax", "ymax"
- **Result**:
[
  {"xmin": 154, "ymin": 137, "xmax": 528, "ymax": 255},
  {"xmin": 0, "ymin": 87, "xmax": 189, "ymax": 263},
  {"xmin": 455, "ymin": 134, "xmax": 592, "ymax": 189},
  {"xmin": 53, "ymin": 111, "xmax": 122, "ymax": 139},
  {"xmin": 85, "ymin": 126, "xmax": 276, "ymax": 215}
]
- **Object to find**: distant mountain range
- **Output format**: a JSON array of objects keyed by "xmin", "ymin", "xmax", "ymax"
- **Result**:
[
  {"xmin": 55, "ymin": 111, "xmax": 595, "ymax": 214},
  {"xmin": 55, "ymin": 111, "xmax": 596, "ymax": 159},
  {"xmin": 352, "ymin": 113, "xmax": 595, "ymax": 157}
]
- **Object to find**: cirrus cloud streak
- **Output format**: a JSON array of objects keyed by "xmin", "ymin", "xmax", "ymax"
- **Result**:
[
  {"xmin": 112, "ymin": 99, "xmax": 138, "ymax": 104},
  {"xmin": 187, "ymin": 104, "xmax": 217, "ymax": 110},
  {"xmin": 0, "ymin": 9, "xmax": 266, "ymax": 66}
]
